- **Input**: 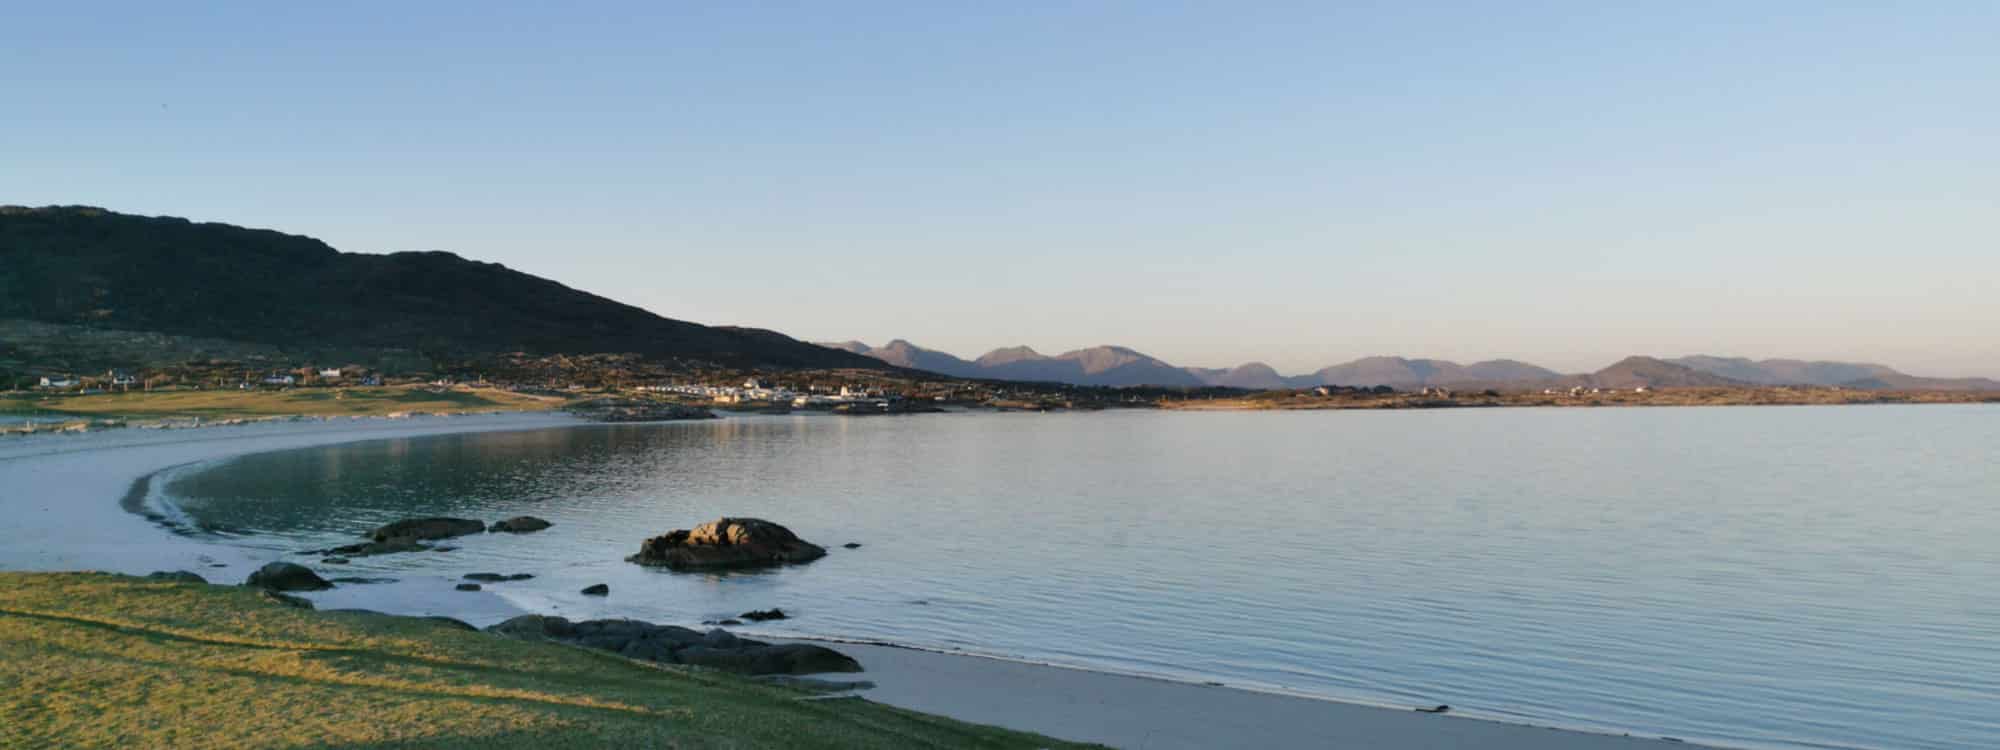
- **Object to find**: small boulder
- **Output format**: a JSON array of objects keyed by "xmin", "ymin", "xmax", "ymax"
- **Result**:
[
  {"xmin": 144, "ymin": 570, "xmax": 207, "ymax": 584},
  {"xmin": 627, "ymin": 517, "xmax": 827, "ymax": 570},
  {"xmin": 491, "ymin": 516, "xmax": 553, "ymax": 533},
  {"xmin": 842, "ymin": 542, "xmax": 862, "ymax": 549},
  {"xmin": 739, "ymin": 608, "xmax": 788, "ymax": 622},
  {"xmin": 321, "ymin": 557, "xmax": 350, "ymax": 565},
  {"xmin": 371, "ymin": 517, "xmax": 485, "ymax": 543},
  {"xmin": 581, "ymin": 583, "xmax": 609, "ymax": 596},
  {"xmin": 246, "ymin": 562, "xmax": 332, "ymax": 592},
  {"xmin": 455, "ymin": 583, "xmax": 482, "ymax": 592}
]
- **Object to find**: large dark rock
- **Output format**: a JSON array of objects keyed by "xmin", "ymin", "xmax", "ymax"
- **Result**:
[
  {"xmin": 677, "ymin": 643, "xmax": 863, "ymax": 675},
  {"xmin": 490, "ymin": 516, "xmax": 552, "ymax": 533},
  {"xmin": 740, "ymin": 608, "xmax": 787, "ymax": 622},
  {"xmin": 627, "ymin": 517, "xmax": 827, "ymax": 570},
  {"xmin": 483, "ymin": 615, "xmax": 860, "ymax": 676},
  {"xmin": 488, "ymin": 614, "xmax": 576, "ymax": 640},
  {"xmin": 246, "ymin": 562, "xmax": 332, "ymax": 591},
  {"xmin": 581, "ymin": 583, "xmax": 609, "ymax": 596},
  {"xmin": 371, "ymin": 517, "xmax": 485, "ymax": 542}
]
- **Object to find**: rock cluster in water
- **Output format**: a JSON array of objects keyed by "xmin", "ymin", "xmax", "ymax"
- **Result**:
[
  {"xmin": 302, "ymin": 515, "xmax": 535, "ymax": 559},
  {"xmin": 488, "ymin": 615, "xmax": 861, "ymax": 675},
  {"xmin": 627, "ymin": 517, "xmax": 827, "ymax": 570}
]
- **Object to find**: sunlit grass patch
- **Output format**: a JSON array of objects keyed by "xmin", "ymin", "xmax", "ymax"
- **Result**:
[{"xmin": 0, "ymin": 572, "xmax": 1089, "ymax": 749}]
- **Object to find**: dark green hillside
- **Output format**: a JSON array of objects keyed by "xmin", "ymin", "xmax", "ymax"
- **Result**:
[{"xmin": 0, "ymin": 206, "xmax": 884, "ymax": 369}]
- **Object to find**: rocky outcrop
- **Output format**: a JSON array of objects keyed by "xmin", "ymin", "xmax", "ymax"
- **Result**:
[
  {"xmin": 371, "ymin": 517, "xmax": 485, "ymax": 542},
  {"xmin": 246, "ymin": 562, "xmax": 332, "ymax": 592},
  {"xmin": 739, "ymin": 608, "xmax": 787, "ymax": 622},
  {"xmin": 487, "ymin": 615, "xmax": 861, "ymax": 675},
  {"xmin": 581, "ymin": 583, "xmax": 609, "ymax": 596},
  {"xmin": 490, "ymin": 516, "xmax": 552, "ymax": 533},
  {"xmin": 627, "ymin": 517, "xmax": 827, "ymax": 570}
]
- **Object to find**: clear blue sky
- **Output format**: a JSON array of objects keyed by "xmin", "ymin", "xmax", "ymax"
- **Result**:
[{"xmin": 5, "ymin": 2, "xmax": 1995, "ymax": 375}]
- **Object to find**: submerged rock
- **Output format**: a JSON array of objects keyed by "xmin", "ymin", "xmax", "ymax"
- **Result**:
[
  {"xmin": 842, "ymin": 542, "xmax": 863, "ymax": 549},
  {"xmin": 371, "ymin": 517, "xmax": 486, "ymax": 543},
  {"xmin": 303, "ymin": 537, "xmax": 432, "ymax": 558},
  {"xmin": 463, "ymin": 573, "xmax": 534, "ymax": 582},
  {"xmin": 246, "ymin": 562, "xmax": 332, "ymax": 592},
  {"xmin": 739, "ymin": 608, "xmax": 788, "ymax": 622},
  {"xmin": 627, "ymin": 517, "xmax": 827, "ymax": 570},
  {"xmin": 455, "ymin": 583, "xmax": 482, "ymax": 592},
  {"xmin": 581, "ymin": 583, "xmax": 609, "ymax": 596},
  {"xmin": 491, "ymin": 516, "xmax": 552, "ymax": 533},
  {"xmin": 485, "ymin": 615, "xmax": 861, "ymax": 676}
]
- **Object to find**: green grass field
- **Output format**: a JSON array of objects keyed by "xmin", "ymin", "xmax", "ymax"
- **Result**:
[
  {"xmin": 0, "ymin": 386, "xmax": 563, "ymax": 421},
  {"xmin": 0, "ymin": 572, "xmax": 1087, "ymax": 749}
]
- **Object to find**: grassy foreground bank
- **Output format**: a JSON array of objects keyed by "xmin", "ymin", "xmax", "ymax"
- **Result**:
[{"xmin": 0, "ymin": 573, "xmax": 1088, "ymax": 749}]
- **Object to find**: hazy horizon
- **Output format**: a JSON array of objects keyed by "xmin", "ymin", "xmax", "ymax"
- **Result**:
[{"xmin": 6, "ymin": 3, "xmax": 1995, "ymax": 377}]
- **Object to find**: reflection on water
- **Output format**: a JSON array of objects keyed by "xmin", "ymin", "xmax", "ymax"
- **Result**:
[{"xmin": 160, "ymin": 406, "xmax": 2000, "ymax": 750}]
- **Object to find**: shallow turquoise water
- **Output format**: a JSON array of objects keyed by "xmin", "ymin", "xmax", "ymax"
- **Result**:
[{"xmin": 159, "ymin": 405, "xmax": 2000, "ymax": 749}]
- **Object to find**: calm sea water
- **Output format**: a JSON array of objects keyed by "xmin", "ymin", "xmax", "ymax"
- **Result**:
[{"xmin": 156, "ymin": 406, "xmax": 2000, "ymax": 750}]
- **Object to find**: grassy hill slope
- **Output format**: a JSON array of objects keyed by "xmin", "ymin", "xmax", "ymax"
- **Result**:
[{"xmin": 0, "ymin": 206, "xmax": 885, "ymax": 370}]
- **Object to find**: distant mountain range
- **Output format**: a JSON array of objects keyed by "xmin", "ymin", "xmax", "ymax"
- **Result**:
[
  {"xmin": 0, "ymin": 206, "xmax": 886, "ymax": 370},
  {"xmin": 825, "ymin": 341, "xmax": 2000, "ymax": 392}
]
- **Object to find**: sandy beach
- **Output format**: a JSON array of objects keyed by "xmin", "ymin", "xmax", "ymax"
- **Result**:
[{"xmin": 0, "ymin": 415, "xmax": 1710, "ymax": 749}]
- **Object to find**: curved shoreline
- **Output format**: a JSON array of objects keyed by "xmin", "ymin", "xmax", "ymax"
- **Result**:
[{"xmin": 0, "ymin": 412, "xmax": 1718, "ymax": 749}]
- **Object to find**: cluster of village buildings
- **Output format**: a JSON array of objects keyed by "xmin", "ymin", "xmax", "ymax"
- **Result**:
[{"xmin": 637, "ymin": 379, "xmax": 894, "ymax": 408}]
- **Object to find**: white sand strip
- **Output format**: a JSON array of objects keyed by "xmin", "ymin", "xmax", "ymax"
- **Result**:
[{"xmin": 825, "ymin": 640, "xmax": 1708, "ymax": 749}]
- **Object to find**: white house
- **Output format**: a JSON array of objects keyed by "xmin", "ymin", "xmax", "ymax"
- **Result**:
[
  {"xmin": 38, "ymin": 376, "xmax": 77, "ymax": 389},
  {"xmin": 262, "ymin": 374, "xmax": 296, "ymax": 386},
  {"xmin": 318, "ymin": 368, "xmax": 342, "ymax": 379}
]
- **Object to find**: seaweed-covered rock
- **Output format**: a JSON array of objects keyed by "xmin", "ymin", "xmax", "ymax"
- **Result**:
[
  {"xmin": 371, "ymin": 517, "xmax": 485, "ymax": 542},
  {"xmin": 246, "ymin": 562, "xmax": 331, "ymax": 592},
  {"xmin": 627, "ymin": 517, "xmax": 827, "ymax": 570}
]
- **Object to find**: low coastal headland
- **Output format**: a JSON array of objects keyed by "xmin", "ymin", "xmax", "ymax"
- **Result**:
[{"xmin": 0, "ymin": 571, "xmax": 1083, "ymax": 749}]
